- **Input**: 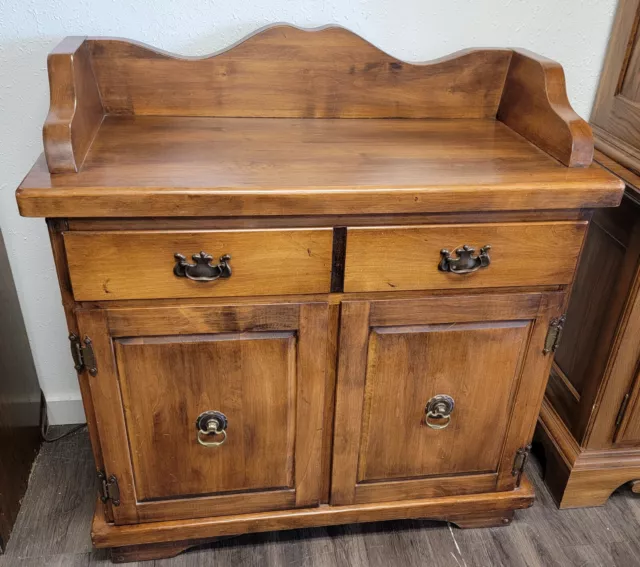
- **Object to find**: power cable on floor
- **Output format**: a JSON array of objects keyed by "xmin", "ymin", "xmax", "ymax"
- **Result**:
[{"xmin": 41, "ymin": 422, "xmax": 87, "ymax": 443}]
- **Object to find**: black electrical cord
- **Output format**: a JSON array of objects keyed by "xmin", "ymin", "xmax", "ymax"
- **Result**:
[{"xmin": 41, "ymin": 421, "xmax": 87, "ymax": 443}]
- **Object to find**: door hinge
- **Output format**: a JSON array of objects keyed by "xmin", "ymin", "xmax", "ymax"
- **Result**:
[
  {"xmin": 97, "ymin": 470, "xmax": 120, "ymax": 506},
  {"xmin": 543, "ymin": 315, "xmax": 566, "ymax": 355},
  {"xmin": 511, "ymin": 444, "xmax": 531, "ymax": 486},
  {"xmin": 69, "ymin": 334, "xmax": 98, "ymax": 376},
  {"xmin": 615, "ymin": 393, "xmax": 631, "ymax": 428}
]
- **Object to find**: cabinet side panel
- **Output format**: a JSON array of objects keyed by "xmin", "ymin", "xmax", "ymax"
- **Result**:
[{"xmin": 553, "ymin": 218, "xmax": 628, "ymax": 398}]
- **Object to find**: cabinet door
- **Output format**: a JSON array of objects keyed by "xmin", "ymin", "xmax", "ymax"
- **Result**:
[
  {"xmin": 591, "ymin": 0, "xmax": 640, "ymax": 175},
  {"xmin": 77, "ymin": 302, "xmax": 328, "ymax": 525},
  {"xmin": 616, "ymin": 365, "xmax": 640, "ymax": 445},
  {"xmin": 331, "ymin": 292, "xmax": 562, "ymax": 505}
]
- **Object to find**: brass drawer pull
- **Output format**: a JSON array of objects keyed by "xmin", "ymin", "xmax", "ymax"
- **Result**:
[
  {"xmin": 196, "ymin": 411, "xmax": 228, "ymax": 447},
  {"xmin": 439, "ymin": 245, "xmax": 491, "ymax": 274},
  {"xmin": 174, "ymin": 251, "xmax": 232, "ymax": 282},
  {"xmin": 425, "ymin": 395, "xmax": 455, "ymax": 430}
]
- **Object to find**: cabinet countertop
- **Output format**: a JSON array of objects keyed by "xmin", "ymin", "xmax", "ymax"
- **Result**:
[{"xmin": 17, "ymin": 116, "xmax": 623, "ymax": 218}]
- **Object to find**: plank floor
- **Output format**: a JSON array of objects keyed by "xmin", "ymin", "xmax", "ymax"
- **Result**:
[{"xmin": 2, "ymin": 426, "xmax": 640, "ymax": 566}]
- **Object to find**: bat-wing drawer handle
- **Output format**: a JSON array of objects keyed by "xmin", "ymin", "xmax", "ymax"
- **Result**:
[
  {"xmin": 174, "ymin": 251, "xmax": 232, "ymax": 282},
  {"xmin": 439, "ymin": 245, "xmax": 491, "ymax": 274}
]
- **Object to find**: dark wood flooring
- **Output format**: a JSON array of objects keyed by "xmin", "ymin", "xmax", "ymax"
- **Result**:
[{"xmin": 2, "ymin": 427, "xmax": 640, "ymax": 566}]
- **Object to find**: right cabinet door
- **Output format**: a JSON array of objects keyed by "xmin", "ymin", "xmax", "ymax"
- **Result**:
[{"xmin": 331, "ymin": 292, "xmax": 562, "ymax": 505}]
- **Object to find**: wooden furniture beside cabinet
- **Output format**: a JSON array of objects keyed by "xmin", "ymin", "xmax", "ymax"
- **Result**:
[
  {"xmin": 0, "ymin": 229, "xmax": 42, "ymax": 552},
  {"xmin": 534, "ymin": 0, "xmax": 640, "ymax": 510},
  {"xmin": 15, "ymin": 25, "xmax": 623, "ymax": 562}
]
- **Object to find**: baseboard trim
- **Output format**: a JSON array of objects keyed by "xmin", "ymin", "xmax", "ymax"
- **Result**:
[{"xmin": 45, "ymin": 397, "xmax": 86, "ymax": 425}]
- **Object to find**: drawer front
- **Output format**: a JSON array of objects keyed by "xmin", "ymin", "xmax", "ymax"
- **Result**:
[
  {"xmin": 344, "ymin": 221, "xmax": 587, "ymax": 292},
  {"xmin": 64, "ymin": 229, "xmax": 333, "ymax": 300}
]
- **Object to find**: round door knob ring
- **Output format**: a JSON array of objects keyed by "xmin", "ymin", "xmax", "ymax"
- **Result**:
[{"xmin": 196, "ymin": 410, "xmax": 228, "ymax": 447}]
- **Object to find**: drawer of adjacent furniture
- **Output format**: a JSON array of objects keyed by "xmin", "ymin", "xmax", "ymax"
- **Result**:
[
  {"xmin": 343, "ymin": 221, "xmax": 587, "ymax": 292},
  {"xmin": 64, "ymin": 229, "xmax": 334, "ymax": 301}
]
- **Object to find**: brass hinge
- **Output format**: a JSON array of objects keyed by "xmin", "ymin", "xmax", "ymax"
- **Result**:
[
  {"xmin": 615, "ymin": 393, "xmax": 631, "ymax": 428},
  {"xmin": 511, "ymin": 445, "xmax": 531, "ymax": 487},
  {"xmin": 97, "ymin": 470, "xmax": 120, "ymax": 506},
  {"xmin": 543, "ymin": 315, "xmax": 566, "ymax": 355},
  {"xmin": 69, "ymin": 334, "xmax": 97, "ymax": 376}
]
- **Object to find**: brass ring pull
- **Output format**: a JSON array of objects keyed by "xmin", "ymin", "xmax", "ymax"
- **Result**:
[
  {"xmin": 196, "ymin": 411, "xmax": 228, "ymax": 447},
  {"xmin": 174, "ymin": 252, "xmax": 232, "ymax": 282},
  {"xmin": 439, "ymin": 245, "xmax": 491, "ymax": 274},
  {"xmin": 425, "ymin": 395, "xmax": 455, "ymax": 430}
]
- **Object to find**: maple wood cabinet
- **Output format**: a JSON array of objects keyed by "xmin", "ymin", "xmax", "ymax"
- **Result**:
[{"xmin": 15, "ymin": 25, "xmax": 623, "ymax": 562}]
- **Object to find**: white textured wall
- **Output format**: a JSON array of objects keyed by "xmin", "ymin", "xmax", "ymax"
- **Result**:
[{"xmin": 0, "ymin": 0, "xmax": 618, "ymax": 423}]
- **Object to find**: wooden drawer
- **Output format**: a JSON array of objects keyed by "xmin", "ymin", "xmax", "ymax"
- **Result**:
[
  {"xmin": 344, "ymin": 221, "xmax": 587, "ymax": 292},
  {"xmin": 64, "ymin": 229, "xmax": 333, "ymax": 301}
]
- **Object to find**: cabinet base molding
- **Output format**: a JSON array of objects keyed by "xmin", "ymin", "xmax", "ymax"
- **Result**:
[
  {"xmin": 94, "ymin": 478, "xmax": 533, "ymax": 560},
  {"xmin": 536, "ymin": 399, "xmax": 640, "ymax": 508}
]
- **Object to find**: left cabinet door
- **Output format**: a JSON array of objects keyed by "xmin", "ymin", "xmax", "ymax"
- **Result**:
[{"xmin": 76, "ymin": 301, "xmax": 328, "ymax": 525}]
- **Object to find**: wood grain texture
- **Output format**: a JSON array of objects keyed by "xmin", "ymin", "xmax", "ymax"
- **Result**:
[
  {"xmin": 47, "ymin": 219, "xmax": 106, "ymax": 479},
  {"xmin": 79, "ymin": 301, "xmax": 327, "ymax": 525},
  {"xmin": 105, "ymin": 302, "xmax": 301, "ymax": 337},
  {"xmin": 344, "ymin": 222, "xmax": 587, "ymax": 293},
  {"xmin": 498, "ymin": 50, "xmax": 593, "ymax": 167},
  {"xmin": 357, "ymin": 320, "xmax": 530, "ymax": 482},
  {"xmin": 18, "ymin": 119, "xmax": 622, "ymax": 218},
  {"xmin": 294, "ymin": 303, "xmax": 329, "ymax": 507},
  {"xmin": 43, "ymin": 37, "xmax": 104, "ymax": 173},
  {"xmin": 606, "ymin": 267, "xmax": 640, "ymax": 445},
  {"xmin": 595, "ymin": 149, "xmax": 640, "ymax": 203},
  {"xmin": 552, "ymin": 215, "xmax": 630, "ymax": 407},
  {"xmin": 115, "ymin": 332, "xmax": 297, "ymax": 501},
  {"xmin": 545, "ymin": 363, "xmax": 580, "ymax": 433},
  {"xmin": 65, "ymin": 209, "xmax": 592, "ymax": 232},
  {"xmin": 333, "ymin": 293, "xmax": 560, "ymax": 507},
  {"xmin": 537, "ymin": 398, "xmax": 640, "ymax": 508},
  {"xmin": 76, "ymin": 309, "xmax": 139, "ymax": 525},
  {"xmin": 135, "ymin": 491, "xmax": 296, "ymax": 524},
  {"xmin": 88, "ymin": 26, "xmax": 512, "ymax": 119},
  {"xmin": 64, "ymin": 229, "xmax": 333, "ymax": 300},
  {"xmin": 353, "ymin": 474, "xmax": 499, "ymax": 505},
  {"xmin": 367, "ymin": 292, "xmax": 543, "ymax": 327},
  {"xmin": 591, "ymin": 0, "xmax": 640, "ymax": 175},
  {"xmin": 91, "ymin": 477, "xmax": 535, "ymax": 548},
  {"xmin": 330, "ymin": 301, "xmax": 371, "ymax": 506},
  {"xmin": 494, "ymin": 292, "xmax": 564, "ymax": 492}
]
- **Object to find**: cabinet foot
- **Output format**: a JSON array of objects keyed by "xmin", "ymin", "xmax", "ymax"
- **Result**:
[
  {"xmin": 536, "ymin": 401, "xmax": 640, "ymax": 508},
  {"xmin": 448, "ymin": 511, "xmax": 514, "ymax": 529}
]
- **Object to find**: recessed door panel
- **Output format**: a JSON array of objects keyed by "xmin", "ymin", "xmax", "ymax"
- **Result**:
[
  {"xmin": 115, "ymin": 332, "xmax": 297, "ymax": 501},
  {"xmin": 357, "ymin": 321, "xmax": 529, "ymax": 483}
]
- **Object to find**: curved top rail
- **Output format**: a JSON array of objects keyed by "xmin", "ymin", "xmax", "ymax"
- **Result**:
[{"xmin": 42, "ymin": 24, "xmax": 592, "ymax": 172}]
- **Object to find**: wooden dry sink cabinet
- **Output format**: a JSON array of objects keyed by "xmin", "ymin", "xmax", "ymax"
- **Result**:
[{"xmin": 16, "ymin": 25, "xmax": 623, "ymax": 562}]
